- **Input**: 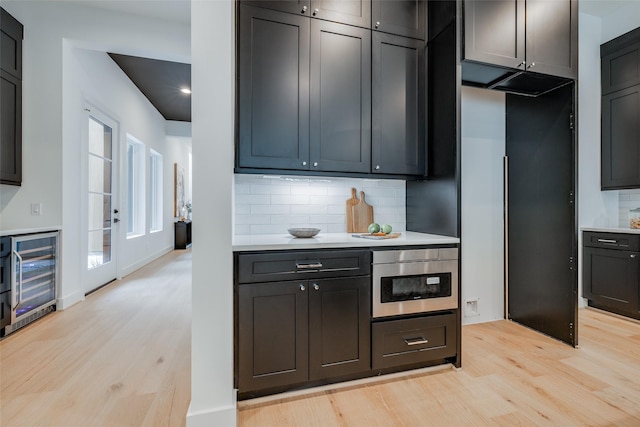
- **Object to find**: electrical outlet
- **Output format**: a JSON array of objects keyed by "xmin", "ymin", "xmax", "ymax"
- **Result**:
[
  {"xmin": 465, "ymin": 298, "xmax": 480, "ymax": 317},
  {"xmin": 31, "ymin": 203, "xmax": 42, "ymax": 216}
]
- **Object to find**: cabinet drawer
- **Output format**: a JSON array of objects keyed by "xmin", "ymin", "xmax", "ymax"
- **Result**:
[
  {"xmin": 372, "ymin": 312, "xmax": 456, "ymax": 370},
  {"xmin": 237, "ymin": 249, "xmax": 371, "ymax": 284},
  {"xmin": 583, "ymin": 232, "xmax": 640, "ymax": 251}
]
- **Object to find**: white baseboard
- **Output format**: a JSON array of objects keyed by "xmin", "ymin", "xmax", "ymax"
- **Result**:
[
  {"xmin": 119, "ymin": 245, "xmax": 173, "ymax": 278},
  {"xmin": 186, "ymin": 404, "xmax": 237, "ymax": 427},
  {"xmin": 56, "ymin": 291, "xmax": 85, "ymax": 310}
]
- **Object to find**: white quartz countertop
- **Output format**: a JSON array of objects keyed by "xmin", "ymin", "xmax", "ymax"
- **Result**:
[
  {"xmin": 233, "ymin": 231, "xmax": 460, "ymax": 251},
  {"xmin": 0, "ymin": 226, "xmax": 62, "ymax": 237},
  {"xmin": 581, "ymin": 226, "xmax": 640, "ymax": 234}
]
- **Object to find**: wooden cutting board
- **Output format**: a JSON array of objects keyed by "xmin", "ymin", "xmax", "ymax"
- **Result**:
[
  {"xmin": 352, "ymin": 191, "xmax": 374, "ymax": 233},
  {"xmin": 346, "ymin": 188, "xmax": 359, "ymax": 233}
]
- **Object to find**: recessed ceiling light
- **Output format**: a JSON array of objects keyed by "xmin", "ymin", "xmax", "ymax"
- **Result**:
[{"xmin": 180, "ymin": 88, "xmax": 191, "ymax": 94}]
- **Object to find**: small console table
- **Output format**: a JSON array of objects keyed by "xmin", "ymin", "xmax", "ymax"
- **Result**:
[{"xmin": 174, "ymin": 221, "xmax": 192, "ymax": 249}]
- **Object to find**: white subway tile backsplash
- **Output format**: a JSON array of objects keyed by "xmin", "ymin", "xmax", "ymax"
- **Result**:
[{"xmin": 234, "ymin": 174, "xmax": 407, "ymax": 235}]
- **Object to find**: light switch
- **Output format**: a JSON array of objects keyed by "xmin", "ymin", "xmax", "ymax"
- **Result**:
[{"xmin": 31, "ymin": 203, "xmax": 43, "ymax": 216}]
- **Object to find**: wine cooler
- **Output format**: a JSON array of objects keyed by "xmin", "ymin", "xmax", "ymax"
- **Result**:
[{"xmin": 0, "ymin": 231, "xmax": 58, "ymax": 337}]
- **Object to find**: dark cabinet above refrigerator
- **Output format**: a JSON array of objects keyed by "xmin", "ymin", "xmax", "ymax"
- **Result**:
[{"xmin": 461, "ymin": 0, "xmax": 577, "ymax": 96}]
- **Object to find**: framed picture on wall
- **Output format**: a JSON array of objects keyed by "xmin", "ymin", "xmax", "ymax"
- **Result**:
[{"xmin": 174, "ymin": 163, "xmax": 185, "ymax": 217}]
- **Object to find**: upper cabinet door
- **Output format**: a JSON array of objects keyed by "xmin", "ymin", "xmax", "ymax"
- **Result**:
[
  {"xmin": 238, "ymin": 5, "xmax": 310, "ymax": 171},
  {"xmin": 240, "ymin": 0, "xmax": 312, "ymax": 16},
  {"xmin": 1, "ymin": 8, "xmax": 23, "ymax": 79},
  {"xmin": 372, "ymin": 32, "xmax": 424, "ymax": 175},
  {"xmin": 372, "ymin": 0, "xmax": 426, "ymax": 40},
  {"xmin": 309, "ymin": 20, "xmax": 371, "ymax": 173},
  {"xmin": 463, "ymin": 0, "xmax": 525, "ymax": 70},
  {"xmin": 310, "ymin": 0, "xmax": 371, "ymax": 28},
  {"xmin": 525, "ymin": 0, "xmax": 577, "ymax": 79},
  {"xmin": 1, "ymin": 70, "xmax": 21, "ymax": 185}
]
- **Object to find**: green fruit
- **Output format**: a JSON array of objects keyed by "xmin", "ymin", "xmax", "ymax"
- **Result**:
[
  {"xmin": 368, "ymin": 223, "xmax": 380, "ymax": 233},
  {"xmin": 381, "ymin": 224, "xmax": 392, "ymax": 234}
]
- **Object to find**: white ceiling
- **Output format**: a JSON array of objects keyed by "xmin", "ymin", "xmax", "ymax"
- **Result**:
[
  {"xmin": 66, "ymin": 0, "xmax": 190, "ymax": 24},
  {"xmin": 580, "ymin": 0, "xmax": 636, "ymax": 18}
]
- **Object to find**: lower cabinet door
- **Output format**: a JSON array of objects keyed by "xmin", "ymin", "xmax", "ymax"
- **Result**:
[
  {"xmin": 237, "ymin": 280, "xmax": 309, "ymax": 392},
  {"xmin": 583, "ymin": 247, "xmax": 639, "ymax": 313},
  {"xmin": 0, "ymin": 291, "xmax": 10, "ymax": 329},
  {"xmin": 372, "ymin": 312, "xmax": 457, "ymax": 370},
  {"xmin": 308, "ymin": 276, "xmax": 371, "ymax": 381}
]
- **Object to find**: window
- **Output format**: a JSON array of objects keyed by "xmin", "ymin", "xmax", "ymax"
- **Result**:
[
  {"xmin": 127, "ymin": 134, "xmax": 145, "ymax": 237},
  {"xmin": 149, "ymin": 149, "xmax": 163, "ymax": 232}
]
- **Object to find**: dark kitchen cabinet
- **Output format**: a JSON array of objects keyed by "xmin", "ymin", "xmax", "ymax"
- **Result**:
[
  {"xmin": 372, "ymin": 0, "xmax": 426, "ymax": 40},
  {"xmin": 601, "ymin": 36, "xmax": 640, "ymax": 95},
  {"xmin": 238, "ymin": 5, "xmax": 371, "ymax": 174},
  {"xmin": 1, "ymin": 7, "xmax": 23, "ymax": 186},
  {"xmin": 310, "ymin": 20, "xmax": 371, "ymax": 173},
  {"xmin": 308, "ymin": 276, "xmax": 370, "ymax": 380},
  {"xmin": 462, "ymin": 0, "xmax": 577, "ymax": 92},
  {"xmin": 601, "ymin": 85, "xmax": 640, "ymax": 190},
  {"xmin": 240, "ymin": 0, "xmax": 370, "ymax": 28},
  {"xmin": 174, "ymin": 221, "xmax": 192, "ymax": 249},
  {"xmin": 0, "ymin": 291, "xmax": 10, "ymax": 329},
  {"xmin": 583, "ymin": 232, "xmax": 640, "ymax": 319},
  {"xmin": 237, "ymin": 280, "xmax": 309, "ymax": 392},
  {"xmin": 238, "ymin": 5, "xmax": 310, "ymax": 170},
  {"xmin": 236, "ymin": 249, "xmax": 371, "ymax": 397},
  {"xmin": 372, "ymin": 31, "xmax": 424, "ymax": 175}
]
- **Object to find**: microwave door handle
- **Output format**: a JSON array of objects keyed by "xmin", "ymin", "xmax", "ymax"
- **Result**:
[{"xmin": 13, "ymin": 250, "xmax": 23, "ymax": 310}]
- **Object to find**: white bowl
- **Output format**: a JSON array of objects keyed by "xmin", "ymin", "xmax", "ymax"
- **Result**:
[{"xmin": 288, "ymin": 228, "xmax": 321, "ymax": 238}]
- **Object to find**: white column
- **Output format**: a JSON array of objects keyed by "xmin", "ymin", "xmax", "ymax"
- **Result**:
[{"xmin": 187, "ymin": 1, "xmax": 236, "ymax": 426}]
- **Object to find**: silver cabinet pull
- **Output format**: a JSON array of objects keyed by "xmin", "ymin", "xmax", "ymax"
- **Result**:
[
  {"xmin": 597, "ymin": 239, "xmax": 617, "ymax": 244},
  {"xmin": 404, "ymin": 336, "xmax": 429, "ymax": 346},
  {"xmin": 313, "ymin": 162, "xmax": 318, "ymax": 167},
  {"xmin": 527, "ymin": 62, "xmax": 536, "ymax": 69},
  {"xmin": 302, "ymin": 161, "xmax": 307, "ymax": 166},
  {"xmin": 302, "ymin": 5, "xmax": 307, "ymax": 13},
  {"xmin": 517, "ymin": 61, "xmax": 526, "ymax": 68},
  {"xmin": 375, "ymin": 165, "xmax": 380, "ymax": 170},
  {"xmin": 313, "ymin": 283, "xmax": 319, "ymax": 291},
  {"xmin": 313, "ymin": 8, "xmax": 319, "ymax": 16},
  {"xmin": 631, "ymin": 254, "xmax": 637, "ymax": 258},
  {"xmin": 299, "ymin": 284, "xmax": 306, "ymax": 291},
  {"xmin": 296, "ymin": 262, "xmax": 323, "ymax": 269},
  {"xmin": 375, "ymin": 21, "xmax": 380, "ymax": 28}
]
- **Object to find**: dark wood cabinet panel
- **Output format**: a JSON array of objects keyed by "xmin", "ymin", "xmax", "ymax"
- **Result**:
[
  {"xmin": 583, "ymin": 232, "xmax": 640, "ymax": 318},
  {"xmin": 1, "ymin": 7, "xmax": 22, "ymax": 186},
  {"xmin": 601, "ymin": 27, "xmax": 640, "ymax": 95},
  {"xmin": 310, "ymin": 0, "xmax": 370, "ymax": 28},
  {"xmin": 237, "ymin": 280, "xmax": 309, "ymax": 392},
  {"xmin": 525, "ymin": 0, "xmax": 577, "ymax": 79},
  {"xmin": 309, "ymin": 20, "xmax": 371, "ymax": 173},
  {"xmin": 308, "ymin": 276, "xmax": 370, "ymax": 380},
  {"xmin": 372, "ymin": 0, "xmax": 425, "ymax": 40},
  {"xmin": 238, "ymin": 5, "xmax": 310, "ymax": 170},
  {"xmin": 0, "ymin": 291, "xmax": 10, "ymax": 329},
  {"xmin": 601, "ymin": 85, "xmax": 640, "ymax": 190},
  {"xmin": 241, "ymin": 0, "xmax": 311, "ymax": 16},
  {"xmin": 1, "ymin": 69, "xmax": 21, "ymax": 185},
  {"xmin": 174, "ymin": 221, "xmax": 192, "ymax": 249},
  {"xmin": 372, "ymin": 32, "xmax": 424, "ymax": 176},
  {"xmin": 1, "ymin": 8, "xmax": 22, "ymax": 79},
  {"xmin": 462, "ymin": 0, "xmax": 577, "ymax": 88},
  {"xmin": 463, "ymin": 0, "xmax": 524, "ymax": 70}
]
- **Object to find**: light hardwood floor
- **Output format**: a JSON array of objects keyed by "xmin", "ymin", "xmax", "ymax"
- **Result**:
[{"xmin": 3, "ymin": 249, "xmax": 640, "ymax": 426}]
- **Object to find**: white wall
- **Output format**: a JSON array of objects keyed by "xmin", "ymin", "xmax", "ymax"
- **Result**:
[
  {"xmin": 1, "ymin": 1, "xmax": 191, "ymax": 308},
  {"xmin": 234, "ymin": 174, "xmax": 406, "ymax": 235},
  {"xmin": 461, "ymin": 87, "xmax": 506, "ymax": 325},
  {"xmin": 188, "ymin": 1, "xmax": 236, "ymax": 426}
]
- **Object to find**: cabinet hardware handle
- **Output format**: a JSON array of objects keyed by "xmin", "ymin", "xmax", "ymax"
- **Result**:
[
  {"xmin": 517, "ymin": 61, "xmax": 526, "ymax": 68},
  {"xmin": 375, "ymin": 21, "xmax": 380, "ymax": 28},
  {"xmin": 114, "ymin": 208, "xmax": 119, "ymax": 214},
  {"xmin": 597, "ymin": 239, "xmax": 617, "ymax": 244},
  {"xmin": 313, "ymin": 162, "xmax": 318, "ymax": 167},
  {"xmin": 375, "ymin": 165, "xmax": 380, "ymax": 170},
  {"xmin": 526, "ymin": 62, "xmax": 536, "ymax": 69},
  {"xmin": 313, "ymin": 8, "xmax": 319, "ymax": 16},
  {"xmin": 114, "ymin": 218, "xmax": 120, "ymax": 223},
  {"xmin": 299, "ymin": 284, "xmax": 306, "ymax": 291},
  {"xmin": 404, "ymin": 336, "xmax": 429, "ymax": 346},
  {"xmin": 296, "ymin": 262, "xmax": 323, "ymax": 269},
  {"xmin": 302, "ymin": 161, "xmax": 307, "ymax": 166},
  {"xmin": 302, "ymin": 5, "xmax": 307, "ymax": 13},
  {"xmin": 632, "ymin": 254, "xmax": 637, "ymax": 258},
  {"xmin": 313, "ymin": 283, "xmax": 319, "ymax": 291},
  {"xmin": 13, "ymin": 250, "xmax": 23, "ymax": 310}
]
